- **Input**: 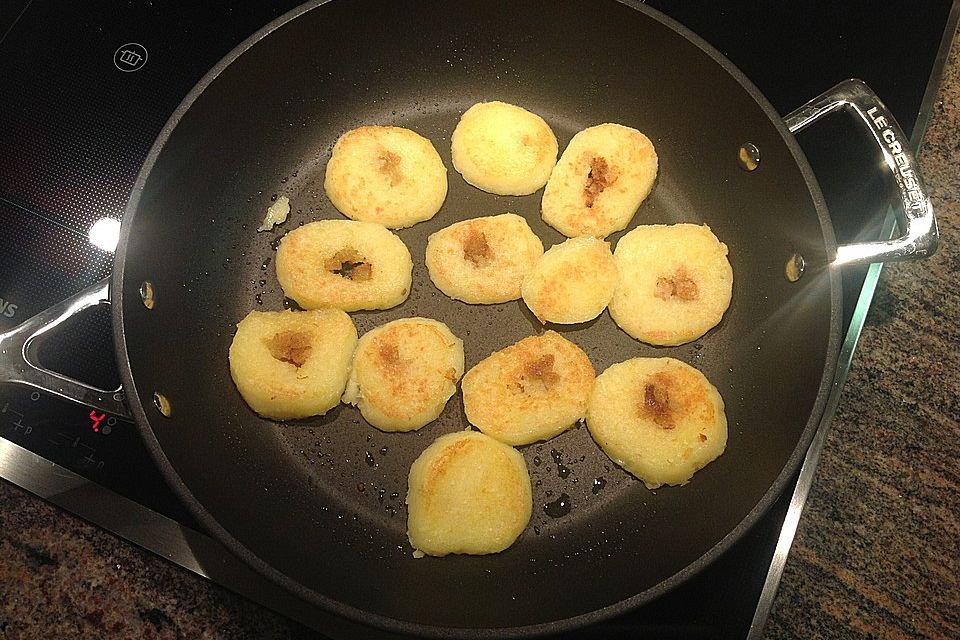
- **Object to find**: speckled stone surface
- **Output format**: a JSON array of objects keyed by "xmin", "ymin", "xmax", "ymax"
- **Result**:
[{"xmin": 2, "ymin": 27, "xmax": 958, "ymax": 640}]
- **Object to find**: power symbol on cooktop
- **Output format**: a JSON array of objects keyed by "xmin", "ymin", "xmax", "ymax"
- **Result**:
[{"xmin": 114, "ymin": 43, "xmax": 148, "ymax": 72}]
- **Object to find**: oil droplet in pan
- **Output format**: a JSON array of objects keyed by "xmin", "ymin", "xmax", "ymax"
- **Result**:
[
  {"xmin": 544, "ymin": 493, "xmax": 572, "ymax": 518},
  {"xmin": 785, "ymin": 253, "xmax": 806, "ymax": 282},
  {"xmin": 550, "ymin": 449, "xmax": 570, "ymax": 478},
  {"xmin": 152, "ymin": 392, "xmax": 172, "ymax": 417},
  {"xmin": 139, "ymin": 281, "xmax": 155, "ymax": 309},
  {"xmin": 737, "ymin": 143, "xmax": 761, "ymax": 171},
  {"xmin": 592, "ymin": 477, "xmax": 607, "ymax": 495}
]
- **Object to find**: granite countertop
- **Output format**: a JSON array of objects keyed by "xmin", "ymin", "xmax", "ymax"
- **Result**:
[{"xmin": 2, "ymin": 28, "xmax": 957, "ymax": 640}]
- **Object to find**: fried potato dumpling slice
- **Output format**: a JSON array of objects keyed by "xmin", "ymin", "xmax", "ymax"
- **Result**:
[
  {"xmin": 521, "ymin": 236, "xmax": 618, "ymax": 324},
  {"xmin": 323, "ymin": 125, "xmax": 448, "ymax": 228},
  {"xmin": 451, "ymin": 101, "xmax": 559, "ymax": 196},
  {"xmin": 541, "ymin": 123, "xmax": 658, "ymax": 238},
  {"xmin": 228, "ymin": 309, "xmax": 358, "ymax": 420},
  {"xmin": 608, "ymin": 223, "xmax": 733, "ymax": 346},
  {"xmin": 425, "ymin": 213, "xmax": 544, "ymax": 304},
  {"xmin": 407, "ymin": 431, "xmax": 532, "ymax": 557},
  {"xmin": 342, "ymin": 318, "xmax": 464, "ymax": 432},
  {"xmin": 276, "ymin": 219, "xmax": 412, "ymax": 312},
  {"xmin": 461, "ymin": 331, "xmax": 596, "ymax": 446},
  {"xmin": 586, "ymin": 357, "xmax": 727, "ymax": 489}
]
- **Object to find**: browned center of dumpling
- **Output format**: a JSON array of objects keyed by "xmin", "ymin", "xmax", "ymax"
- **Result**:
[
  {"xmin": 461, "ymin": 227, "xmax": 493, "ymax": 266},
  {"xmin": 583, "ymin": 155, "xmax": 616, "ymax": 208},
  {"xmin": 324, "ymin": 248, "xmax": 373, "ymax": 281},
  {"xmin": 640, "ymin": 373, "xmax": 676, "ymax": 428},
  {"xmin": 264, "ymin": 330, "xmax": 313, "ymax": 368},
  {"xmin": 377, "ymin": 149, "xmax": 404, "ymax": 186},
  {"xmin": 521, "ymin": 353, "xmax": 560, "ymax": 392},
  {"xmin": 375, "ymin": 341, "xmax": 406, "ymax": 374},
  {"xmin": 654, "ymin": 267, "xmax": 699, "ymax": 301}
]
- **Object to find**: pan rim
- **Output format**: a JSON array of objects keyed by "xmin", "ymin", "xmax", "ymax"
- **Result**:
[{"xmin": 113, "ymin": 0, "xmax": 842, "ymax": 636}]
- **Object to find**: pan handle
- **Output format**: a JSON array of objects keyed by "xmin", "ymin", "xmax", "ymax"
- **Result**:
[
  {"xmin": 0, "ymin": 277, "xmax": 132, "ymax": 420},
  {"xmin": 784, "ymin": 78, "xmax": 938, "ymax": 265}
]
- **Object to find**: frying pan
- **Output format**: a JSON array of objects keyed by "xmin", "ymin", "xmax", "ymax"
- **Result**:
[{"xmin": 0, "ymin": 0, "xmax": 937, "ymax": 636}]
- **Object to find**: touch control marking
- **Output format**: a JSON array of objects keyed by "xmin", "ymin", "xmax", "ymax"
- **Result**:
[{"xmin": 114, "ymin": 43, "xmax": 148, "ymax": 72}]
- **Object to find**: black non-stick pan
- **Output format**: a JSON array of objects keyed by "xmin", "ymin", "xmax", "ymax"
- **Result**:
[{"xmin": 1, "ymin": 0, "xmax": 936, "ymax": 636}]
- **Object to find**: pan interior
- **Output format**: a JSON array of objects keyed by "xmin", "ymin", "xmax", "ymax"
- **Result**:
[{"xmin": 117, "ymin": 0, "xmax": 835, "ymax": 632}]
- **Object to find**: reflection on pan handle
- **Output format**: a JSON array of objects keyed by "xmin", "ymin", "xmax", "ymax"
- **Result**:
[
  {"xmin": 0, "ymin": 277, "xmax": 132, "ymax": 420},
  {"xmin": 784, "ymin": 78, "xmax": 938, "ymax": 266}
]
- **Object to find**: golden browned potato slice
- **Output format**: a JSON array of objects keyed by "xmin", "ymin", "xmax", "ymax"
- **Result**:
[
  {"xmin": 342, "ymin": 318, "xmax": 464, "ymax": 432},
  {"xmin": 541, "ymin": 123, "xmax": 658, "ymax": 238},
  {"xmin": 608, "ymin": 223, "xmax": 733, "ymax": 346},
  {"xmin": 586, "ymin": 357, "xmax": 727, "ymax": 489},
  {"xmin": 275, "ymin": 219, "xmax": 412, "ymax": 312},
  {"xmin": 323, "ymin": 125, "xmax": 448, "ymax": 229},
  {"xmin": 521, "ymin": 236, "xmax": 618, "ymax": 324},
  {"xmin": 228, "ymin": 309, "xmax": 358, "ymax": 420},
  {"xmin": 424, "ymin": 213, "xmax": 544, "ymax": 304},
  {"xmin": 407, "ymin": 430, "xmax": 532, "ymax": 557},
  {"xmin": 461, "ymin": 331, "xmax": 596, "ymax": 446},
  {"xmin": 451, "ymin": 101, "xmax": 559, "ymax": 196}
]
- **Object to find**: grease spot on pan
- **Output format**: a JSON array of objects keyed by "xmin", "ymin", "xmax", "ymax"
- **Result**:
[
  {"xmin": 737, "ymin": 142, "xmax": 761, "ymax": 171},
  {"xmin": 139, "ymin": 281, "xmax": 155, "ymax": 309},
  {"xmin": 153, "ymin": 391, "xmax": 172, "ymax": 417},
  {"xmin": 785, "ymin": 253, "xmax": 806, "ymax": 282},
  {"xmin": 544, "ymin": 493, "xmax": 572, "ymax": 518}
]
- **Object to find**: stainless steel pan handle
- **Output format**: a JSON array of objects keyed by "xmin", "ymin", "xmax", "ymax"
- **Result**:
[
  {"xmin": 0, "ymin": 277, "xmax": 131, "ymax": 419},
  {"xmin": 784, "ymin": 78, "xmax": 938, "ymax": 265}
]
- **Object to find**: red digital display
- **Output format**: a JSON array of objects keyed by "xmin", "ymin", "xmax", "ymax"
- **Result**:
[
  {"xmin": 89, "ymin": 410, "xmax": 106, "ymax": 433},
  {"xmin": 88, "ymin": 410, "xmax": 115, "ymax": 434}
]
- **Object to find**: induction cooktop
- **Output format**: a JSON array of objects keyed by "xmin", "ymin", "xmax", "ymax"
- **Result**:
[{"xmin": 0, "ymin": 1, "xmax": 956, "ymax": 638}]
